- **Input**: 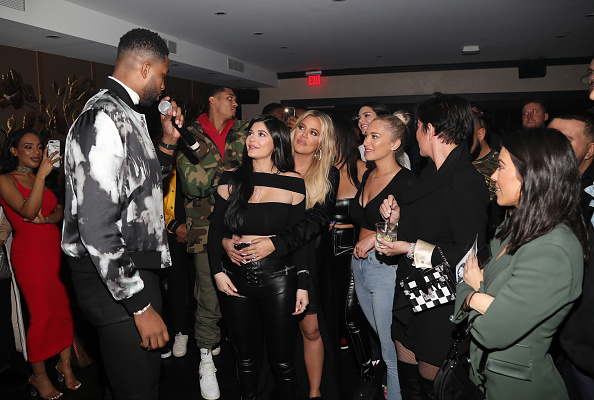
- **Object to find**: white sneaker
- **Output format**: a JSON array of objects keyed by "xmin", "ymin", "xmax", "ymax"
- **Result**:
[
  {"xmin": 211, "ymin": 345, "xmax": 221, "ymax": 356},
  {"xmin": 172, "ymin": 332, "xmax": 188, "ymax": 357},
  {"xmin": 199, "ymin": 349, "xmax": 220, "ymax": 399}
]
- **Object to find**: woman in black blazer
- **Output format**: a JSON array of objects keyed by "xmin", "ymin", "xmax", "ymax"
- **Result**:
[{"xmin": 377, "ymin": 93, "xmax": 490, "ymax": 399}]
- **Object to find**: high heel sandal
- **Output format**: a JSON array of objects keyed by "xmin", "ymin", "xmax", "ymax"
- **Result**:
[
  {"xmin": 29, "ymin": 376, "xmax": 63, "ymax": 400},
  {"xmin": 55, "ymin": 363, "xmax": 81, "ymax": 390}
]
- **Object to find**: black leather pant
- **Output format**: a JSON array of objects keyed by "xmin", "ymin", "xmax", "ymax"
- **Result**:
[
  {"xmin": 219, "ymin": 255, "xmax": 298, "ymax": 400},
  {"xmin": 333, "ymin": 230, "xmax": 373, "ymax": 381}
]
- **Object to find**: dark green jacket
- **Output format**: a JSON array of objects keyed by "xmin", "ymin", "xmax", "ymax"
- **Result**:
[{"xmin": 455, "ymin": 224, "xmax": 583, "ymax": 400}]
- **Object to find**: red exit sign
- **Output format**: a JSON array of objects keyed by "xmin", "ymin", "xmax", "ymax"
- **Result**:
[{"xmin": 307, "ymin": 74, "xmax": 321, "ymax": 86}]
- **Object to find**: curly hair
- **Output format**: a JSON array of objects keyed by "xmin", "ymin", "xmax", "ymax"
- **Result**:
[{"xmin": 117, "ymin": 28, "xmax": 169, "ymax": 62}]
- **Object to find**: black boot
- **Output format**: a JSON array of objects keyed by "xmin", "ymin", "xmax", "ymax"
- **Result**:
[
  {"xmin": 419, "ymin": 377, "xmax": 435, "ymax": 400},
  {"xmin": 397, "ymin": 361, "xmax": 422, "ymax": 400}
]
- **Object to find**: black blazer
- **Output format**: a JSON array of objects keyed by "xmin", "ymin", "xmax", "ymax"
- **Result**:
[{"xmin": 392, "ymin": 144, "xmax": 490, "ymax": 365}]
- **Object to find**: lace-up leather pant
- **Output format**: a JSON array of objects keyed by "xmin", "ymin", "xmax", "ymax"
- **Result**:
[{"xmin": 219, "ymin": 254, "xmax": 298, "ymax": 400}]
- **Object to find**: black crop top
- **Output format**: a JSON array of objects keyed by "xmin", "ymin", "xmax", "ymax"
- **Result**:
[
  {"xmin": 207, "ymin": 171, "xmax": 309, "ymax": 289},
  {"xmin": 350, "ymin": 168, "xmax": 417, "ymax": 231}
]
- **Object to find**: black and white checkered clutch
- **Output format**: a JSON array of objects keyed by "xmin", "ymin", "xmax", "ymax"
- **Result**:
[{"xmin": 399, "ymin": 248, "xmax": 456, "ymax": 313}]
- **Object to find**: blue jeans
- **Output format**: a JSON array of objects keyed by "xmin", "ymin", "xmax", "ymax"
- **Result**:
[{"xmin": 352, "ymin": 251, "xmax": 401, "ymax": 400}]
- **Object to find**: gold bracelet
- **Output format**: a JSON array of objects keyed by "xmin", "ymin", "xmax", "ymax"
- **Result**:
[{"xmin": 133, "ymin": 302, "xmax": 152, "ymax": 316}]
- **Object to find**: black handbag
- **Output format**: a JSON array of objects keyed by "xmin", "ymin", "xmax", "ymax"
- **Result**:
[
  {"xmin": 331, "ymin": 227, "xmax": 356, "ymax": 257},
  {"xmin": 434, "ymin": 316, "xmax": 487, "ymax": 400},
  {"xmin": 399, "ymin": 247, "xmax": 456, "ymax": 313}
]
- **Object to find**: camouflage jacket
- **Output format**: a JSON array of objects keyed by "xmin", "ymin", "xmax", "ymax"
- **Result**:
[{"xmin": 176, "ymin": 116, "xmax": 248, "ymax": 253}]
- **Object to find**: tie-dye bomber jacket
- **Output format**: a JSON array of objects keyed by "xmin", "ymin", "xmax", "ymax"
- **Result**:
[{"xmin": 62, "ymin": 80, "xmax": 171, "ymax": 313}]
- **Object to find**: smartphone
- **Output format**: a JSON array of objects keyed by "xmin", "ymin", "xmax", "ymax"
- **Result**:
[
  {"xmin": 285, "ymin": 107, "xmax": 296, "ymax": 118},
  {"xmin": 47, "ymin": 140, "xmax": 60, "ymax": 168},
  {"xmin": 477, "ymin": 244, "xmax": 492, "ymax": 269},
  {"xmin": 234, "ymin": 242, "xmax": 250, "ymax": 251}
]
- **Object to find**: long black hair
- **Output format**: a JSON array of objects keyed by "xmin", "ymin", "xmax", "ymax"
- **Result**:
[
  {"xmin": 496, "ymin": 128, "xmax": 588, "ymax": 259},
  {"xmin": 224, "ymin": 115, "xmax": 294, "ymax": 233},
  {"xmin": 361, "ymin": 101, "xmax": 391, "ymax": 117},
  {"xmin": 1, "ymin": 128, "xmax": 62, "ymax": 201},
  {"xmin": 331, "ymin": 113, "xmax": 361, "ymax": 188}
]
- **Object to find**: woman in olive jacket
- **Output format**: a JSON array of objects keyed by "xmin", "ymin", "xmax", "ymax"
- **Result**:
[{"xmin": 455, "ymin": 129, "xmax": 587, "ymax": 400}]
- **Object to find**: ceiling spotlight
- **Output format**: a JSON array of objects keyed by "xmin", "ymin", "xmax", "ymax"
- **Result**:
[
  {"xmin": 45, "ymin": 35, "xmax": 61, "ymax": 39},
  {"xmin": 586, "ymin": 13, "xmax": 594, "ymax": 17},
  {"xmin": 376, "ymin": 55, "xmax": 383, "ymax": 58},
  {"xmin": 214, "ymin": 11, "xmax": 227, "ymax": 16},
  {"xmin": 462, "ymin": 45, "xmax": 480, "ymax": 55},
  {"xmin": 280, "ymin": 46, "xmax": 288, "ymax": 49},
  {"xmin": 253, "ymin": 32, "xmax": 263, "ymax": 36},
  {"xmin": 556, "ymin": 35, "xmax": 566, "ymax": 38},
  {"xmin": 332, "ymin": 0, "xmax": 346, "ymax": 2}
]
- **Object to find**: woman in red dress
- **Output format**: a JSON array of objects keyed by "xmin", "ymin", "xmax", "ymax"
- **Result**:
[{"xmin": 0, "ymin": 129, "xmax": 80, "ymax": 400}]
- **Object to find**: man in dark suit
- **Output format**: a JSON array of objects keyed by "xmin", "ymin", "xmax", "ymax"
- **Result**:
[{"xmin": 550, "ymin": 113, "xmax": 594, "ymax": 400}]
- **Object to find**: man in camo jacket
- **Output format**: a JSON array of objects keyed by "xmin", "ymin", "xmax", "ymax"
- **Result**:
[{"xmin": 176, "ymin": 86, "xmax": 247, "ymax": 400}]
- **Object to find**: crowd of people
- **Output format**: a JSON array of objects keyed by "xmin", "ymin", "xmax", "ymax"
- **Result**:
[{"xmin": 0, "ymin": 27, "xmax": 593, "ymax": 400}]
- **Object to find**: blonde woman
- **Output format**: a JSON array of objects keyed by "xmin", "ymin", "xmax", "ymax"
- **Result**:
[
  {"xmin": 224, "ymin": 110, "xmax": 340, "ymax": 399},
  {"xmin": 350, "ymin": 113, "xmax": 417, "ymax": 400}
]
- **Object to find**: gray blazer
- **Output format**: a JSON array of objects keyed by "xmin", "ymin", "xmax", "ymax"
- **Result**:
[{"xmin": 455, "ymin": 224, "xmax": 583, "ymax": 400}]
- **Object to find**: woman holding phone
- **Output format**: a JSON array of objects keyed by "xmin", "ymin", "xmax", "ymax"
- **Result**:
[{"xmin": 0, "ymin": 129, "xmax": 80, "ymax": 400}]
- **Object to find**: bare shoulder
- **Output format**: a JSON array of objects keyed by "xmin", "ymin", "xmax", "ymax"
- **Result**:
[
  {"xmin": 0, "ymin": 174, "xmax": 16, "ymax": 188},
  {"xmin": 216, "ymin": 183, "xmax": 231, "ymax": 200},
  {"xmin": 357, "ymin": 160, "xmax": 368, "ymax": 178}
]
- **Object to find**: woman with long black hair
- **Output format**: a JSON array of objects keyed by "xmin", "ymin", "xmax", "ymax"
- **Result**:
[
  {"xmin": 0, "ymin": 129, "xmax": 80, "ymax": 399},
  {"xmin": 455, "ymin": 128, "xmax": 586, "ymax": 399},
  {"xmin": 328, "ymin": 114, "xmax": 374, "ymax": 391},
  {"xmin": 208, "ymin": 115, "xmax": 308, "ymax": 399},
  {"xmin": 224, "ymin": 110, "xmax": 341, "ymax": 399}
]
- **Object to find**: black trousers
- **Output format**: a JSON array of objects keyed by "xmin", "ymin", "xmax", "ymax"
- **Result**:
[
  {"xmin": 68, "ymin": 257, "xmax": 162, "ymax": 400},
  {"xmin": 219, "ymin": 255, "xmax": 298, "ymax": 400},
  {"xmin": 332, "ymin": 233, "xmax": 373, "ymax": 379},
  {"xmin": 164, "ymin": 234, "xmax": 194, "ymax": 335}
]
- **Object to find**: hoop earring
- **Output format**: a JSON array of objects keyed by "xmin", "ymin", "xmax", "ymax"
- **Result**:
[{"xmin": 313, "ymin": 148, "xmax": 322, "ymax": 161}]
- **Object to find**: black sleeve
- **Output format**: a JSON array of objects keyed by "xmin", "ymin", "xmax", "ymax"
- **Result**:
[
  {"xmin": 433, "ymin": 170, "xmax": 489, "ymax": 266},
  {"xmin": 270, "ymin": 167, "xmax": 339, "ymax": 257},
  {"xmin": 288, "ymin": 200, "xmax": 309, "ymax": 290},
  {"xmin": 207, "ymin": 190, "xmax": 228, "ymax": 276},
  {"xmin": 156, "ymin": 147, "xmax": 173, "ymax": 178}
]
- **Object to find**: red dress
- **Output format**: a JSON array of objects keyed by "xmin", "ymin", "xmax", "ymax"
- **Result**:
[{"xmin": 0, "ymin": 175, "xmax": 73, "ymax": 363}]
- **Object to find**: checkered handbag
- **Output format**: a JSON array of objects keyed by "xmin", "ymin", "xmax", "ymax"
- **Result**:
[{"xmin": 399, "ymin": 247, "xmax": 456, "ymax": 313}]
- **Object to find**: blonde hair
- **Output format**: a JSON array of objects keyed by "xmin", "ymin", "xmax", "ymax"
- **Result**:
[
  {"xmin": 290, "ymin": 110, "xmax": 336, "ymax": 209},
  {"xmin": 374, "ymin": 111, "xmax": 410, "ymax": 160}
]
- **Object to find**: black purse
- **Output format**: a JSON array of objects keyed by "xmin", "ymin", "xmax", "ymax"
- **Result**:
[
  {"xmin": 331, "ymin": 227, "xmax": 356, "ymax": 257},
  {"xmin": 399, "ymin": 246, "xmax": 456, "ymax": 313},
  {"xmin": 434, "ymin": 316, "xmax": 487, "ymax": 400}
]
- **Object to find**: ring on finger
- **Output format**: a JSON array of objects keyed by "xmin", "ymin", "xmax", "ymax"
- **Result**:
[{"xmin": 252, "ymin": 254, "xmax": 257, "ymax": 259}]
